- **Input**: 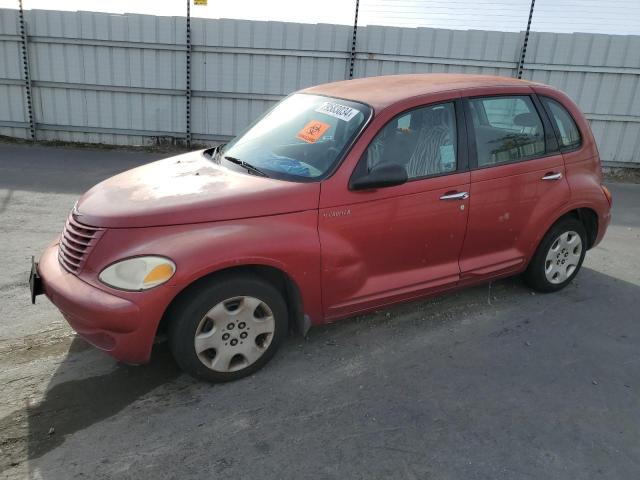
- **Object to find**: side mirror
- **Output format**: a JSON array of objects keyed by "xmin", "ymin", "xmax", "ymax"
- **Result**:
[{"xmin": 350, "ymin": 162, "xmax": 408, "ymax": 190}]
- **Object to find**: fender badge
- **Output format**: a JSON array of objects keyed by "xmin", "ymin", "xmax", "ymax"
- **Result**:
[{"xmin": 323, "ymin": 209, "xmax": 351, "ymax": 218}]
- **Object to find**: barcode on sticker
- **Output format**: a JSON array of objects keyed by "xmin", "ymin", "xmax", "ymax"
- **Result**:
[{"xmin": 315, "ymin": 102, "xmax": 360, "ymax": 122}]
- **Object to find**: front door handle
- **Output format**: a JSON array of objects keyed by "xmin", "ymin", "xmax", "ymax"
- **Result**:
[
  {"xmin": 440, "ymin": 191, "xmax": 469, "ymax": 201},
  {"xmin": 541, "ymin": 172, "xmax": 563, "ymax": 181}
]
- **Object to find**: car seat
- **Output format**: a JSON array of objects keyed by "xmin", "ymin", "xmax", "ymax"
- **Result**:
[{"xmin": 406, "ymin": 107, "xmax": 454, "ymax": 177}]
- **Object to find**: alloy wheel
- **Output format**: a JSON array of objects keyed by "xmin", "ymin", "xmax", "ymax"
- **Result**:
[
  {"xmin": 194, "ymin": 296, "xmax": 275, "ymax": 372},
  {"xmin": 544, "ymin": 230, "xmax": 582, "ymax": 284}
]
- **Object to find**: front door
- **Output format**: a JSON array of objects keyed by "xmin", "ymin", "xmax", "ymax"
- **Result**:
[{"xmin": 319, "ymin": 100, "xmax": 471, "ymax": 320}]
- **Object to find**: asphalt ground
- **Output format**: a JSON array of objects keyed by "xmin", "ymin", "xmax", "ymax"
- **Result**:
[{"xmin": 1, "ymin": 142, "xmax": 639, "ymax": 479}]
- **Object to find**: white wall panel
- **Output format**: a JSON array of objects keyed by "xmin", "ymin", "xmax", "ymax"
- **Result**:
[{"xmin": 0, "ymin": 8, "xmax": 637, "ymax": 165}]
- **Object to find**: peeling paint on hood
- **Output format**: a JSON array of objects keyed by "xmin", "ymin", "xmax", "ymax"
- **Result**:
[{"xmin": 75, "ymin": 150, "xmax": 320, "ymax": 228}]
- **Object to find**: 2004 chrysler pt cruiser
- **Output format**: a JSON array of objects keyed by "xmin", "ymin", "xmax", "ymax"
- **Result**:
[{"xmin": 30, "ymin": 74, "xmax": 612, "ymax": 382}]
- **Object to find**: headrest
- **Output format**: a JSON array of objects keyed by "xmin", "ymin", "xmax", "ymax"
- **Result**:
[
  {"xmin": 414, "ymin": 106, "xmax": 445, "ymax": 130},
  {"xmin": 513, "ymin": 112, "xmax": 539, "ymax": 127}
]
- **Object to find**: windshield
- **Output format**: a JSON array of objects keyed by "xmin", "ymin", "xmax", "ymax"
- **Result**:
[{"xmin": 220, "ymin": 94, "xmax": 371, "ymax": 181}]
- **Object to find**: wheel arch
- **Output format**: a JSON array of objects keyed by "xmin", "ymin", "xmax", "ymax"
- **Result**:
[
  {"xmin": 571, "ymin": 207, "xmax": 598, "ymax": 249},
  {"xmin": 157, "ymin": 263, "xmax": 307, "ymax": 341},
  {"xmin": 532, "ymin": 205, "xmax": 599, "ymax": 263},
  {"xmin": 549, "ymin": 207, "xmax": 598, "ymax": 250}
]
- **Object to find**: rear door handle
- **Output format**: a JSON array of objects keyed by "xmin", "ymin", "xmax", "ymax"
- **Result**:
[
  {"xmin": 440, "ymin": 191, "xmax": 469, "ymax": 201},
  {"xmin": 541, "ymin": 172, "xmax": 563, "ymax": 181}
]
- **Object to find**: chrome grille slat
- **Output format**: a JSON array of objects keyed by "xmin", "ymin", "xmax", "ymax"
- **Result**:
[
  {"xmin": 59, "ymin": 250, "xmax": 81, "ymax": 266},
  {"xmin": 62, "ymin": 238, "xmax": 88, "ymax": 253},
  {"xmin": 67, "ymin": 222, "xmax": 98, "ymax": 237},
  {"xmin": 68, "ymin": 216, "xmax": 100, "ymax": 231},
  {"xmin": 64, "ymin": 224, "xmax": 94, "ymax": 240},
  {"xmin": 59, "ymin": 244, "xmax": 83, "ymax": 261},
  {"xmin": 58, "ymin": 212, "xmax": 104, "ymax": 274}
]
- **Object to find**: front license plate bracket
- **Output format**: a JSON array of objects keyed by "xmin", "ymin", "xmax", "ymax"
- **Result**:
[{"xmin": 29, "ymin": 256, "xmax": 43, "ymax": 304}]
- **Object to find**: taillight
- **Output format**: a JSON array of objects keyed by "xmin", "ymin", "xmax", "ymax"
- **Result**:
[{"xmin": 601, "ymin": 185, "xmax": 613, "ymax": 206}]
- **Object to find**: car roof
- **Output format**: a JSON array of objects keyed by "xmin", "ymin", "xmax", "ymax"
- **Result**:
[{"xmin": 300, "ymin": 73, "xmax": 538, "ymax": 111}]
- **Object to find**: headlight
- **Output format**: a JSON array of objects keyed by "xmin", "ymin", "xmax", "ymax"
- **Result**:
[{"xmin": 99, "ymin": 256, "xmax": 176, "ymax": 291}]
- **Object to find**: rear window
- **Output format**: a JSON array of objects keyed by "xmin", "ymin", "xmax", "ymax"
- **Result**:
[
  {"xmin": 541, "ymin": 97, "xmax": 582, "ymax": 150},
  {"xmin": 468, "ymin": 96, "xmax": 546, "ymax": 167}
]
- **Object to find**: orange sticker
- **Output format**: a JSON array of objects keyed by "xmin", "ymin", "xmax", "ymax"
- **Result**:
[{"xmin": 296, "ymin": 120, "xmax": 331, "ymax": 144}]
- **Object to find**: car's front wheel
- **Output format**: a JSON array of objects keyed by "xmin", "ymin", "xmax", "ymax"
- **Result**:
[
  {"xmin": 168, "ymin": 273, "xmax": 288, "ymax": 382},
  {"xmin": 524, "ymin": 217, "xmax": 587, "ymax": 293}
]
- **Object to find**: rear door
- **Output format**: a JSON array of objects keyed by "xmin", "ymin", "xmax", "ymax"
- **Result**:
[{"xmin": 458, "ymin": 89, "xmax": 571, "ymax": 278}]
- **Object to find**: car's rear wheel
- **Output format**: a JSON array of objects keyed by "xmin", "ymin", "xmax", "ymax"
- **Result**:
[
  {"xmin": 524, "ymin": 217, "xmax": 587, "ymax": 293},
  {"xmin": 168, "ymin": 273, "xmax": 288, "ymax": 382}
]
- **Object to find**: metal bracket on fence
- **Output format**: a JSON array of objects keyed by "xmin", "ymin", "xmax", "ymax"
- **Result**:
[
  {"xmin": 185, "ymin": 0, "xmax": 192, "ymax": 147},
  {"xmin": 18, "ymin": 0, "xmax": 35, "ymax": 140},
  {"xmin": 348, "ymin": 0, "xmax": 359, "ymax": 79},
  {"xmin": 516, "ymin": 0, "xmax": 536, "ymax": 79}
]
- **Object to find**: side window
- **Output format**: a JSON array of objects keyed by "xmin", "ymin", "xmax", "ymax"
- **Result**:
[
  {"xmin": 541, "ymin": 97, "xmax": 582, "ymax": 150},
  {"xmin": 363, "ymin": 102, "xmax": 457, "ymax": 179},
  {"xmin": 469, "ymin": 96, "xmax": 546, "ymax": 167}
]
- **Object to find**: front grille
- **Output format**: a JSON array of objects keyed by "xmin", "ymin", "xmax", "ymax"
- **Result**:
[{"xmin": 58, "ymin": 213, "xmax": 105, "ymax": 274}]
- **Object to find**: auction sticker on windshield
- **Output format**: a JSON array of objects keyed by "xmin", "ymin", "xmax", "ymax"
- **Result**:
[
  {"xmin": 296, "ymin": 120, "xmax": 331, "ymax": 143},
  {"xmin": 315, "ymin": 102, "xmax": 360, "ymax": 122}
]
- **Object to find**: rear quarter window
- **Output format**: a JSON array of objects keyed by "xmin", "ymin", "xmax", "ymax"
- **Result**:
[{"xmin": 541, "ymin": 97, "xmax": 582, "ymax": 150}]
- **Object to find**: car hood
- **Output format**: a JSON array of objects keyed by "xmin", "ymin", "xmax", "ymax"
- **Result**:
[{"xmin": 75, "ymin": 150, "xmax": 321, "ymax": 228}]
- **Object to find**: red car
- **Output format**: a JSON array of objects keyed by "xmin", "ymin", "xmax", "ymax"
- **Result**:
[{"xmin": 30, "ymin": 74, "xmax": 612, "ymax": 382}]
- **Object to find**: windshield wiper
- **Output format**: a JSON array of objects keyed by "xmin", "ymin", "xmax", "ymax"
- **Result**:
[
  {"xmin": 204, "ymin": 143, "xmax": 226, "ymax": 162},
  {"xmin": 223, "ymin": 156, "xmax": 269, "ymax": 177}
]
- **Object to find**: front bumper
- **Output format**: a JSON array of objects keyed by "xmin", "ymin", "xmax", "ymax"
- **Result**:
[{"xmin": 36, "ymin": 242, "xmax": 169, "ymax": 364}]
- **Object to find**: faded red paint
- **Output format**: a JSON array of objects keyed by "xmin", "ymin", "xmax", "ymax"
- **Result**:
[{"xmin": 36, "ymin": 74, "xmax": 611, "ymax": 364}]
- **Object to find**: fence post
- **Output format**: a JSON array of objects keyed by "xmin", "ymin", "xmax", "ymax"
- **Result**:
[
  {"xmin": 516, "ymin": 0, "xmax": 536, "ymax": 79},
  {"xmin": 17, "ymin": 0, "xmax": 35, "ymax": 140},
  {"xmin": 348, "ymin": 0, "xmax": 359, "ymax": 79},
  {"xmin": 185, "ymin": 0, "xmax": 192, "ymax": 146}
]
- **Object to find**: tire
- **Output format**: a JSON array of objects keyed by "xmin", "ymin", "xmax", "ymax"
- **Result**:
[
  {"xmin": 168, "ymin": 273, "xmax": 288, "ymax": 383},
  {"xmin": 524, "ymin": 217, "xmax": 587, "ymax": 293}
]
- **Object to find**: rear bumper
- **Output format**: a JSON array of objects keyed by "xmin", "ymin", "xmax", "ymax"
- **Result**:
[{"xmin": 37, "ymin": 242, "xmax": 169, "ymax": 364}]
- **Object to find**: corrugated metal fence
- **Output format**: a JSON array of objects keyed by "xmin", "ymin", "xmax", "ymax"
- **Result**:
[{"xmin": 1, "ymin": 8, "xmax": 639, "ymax": 167}]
